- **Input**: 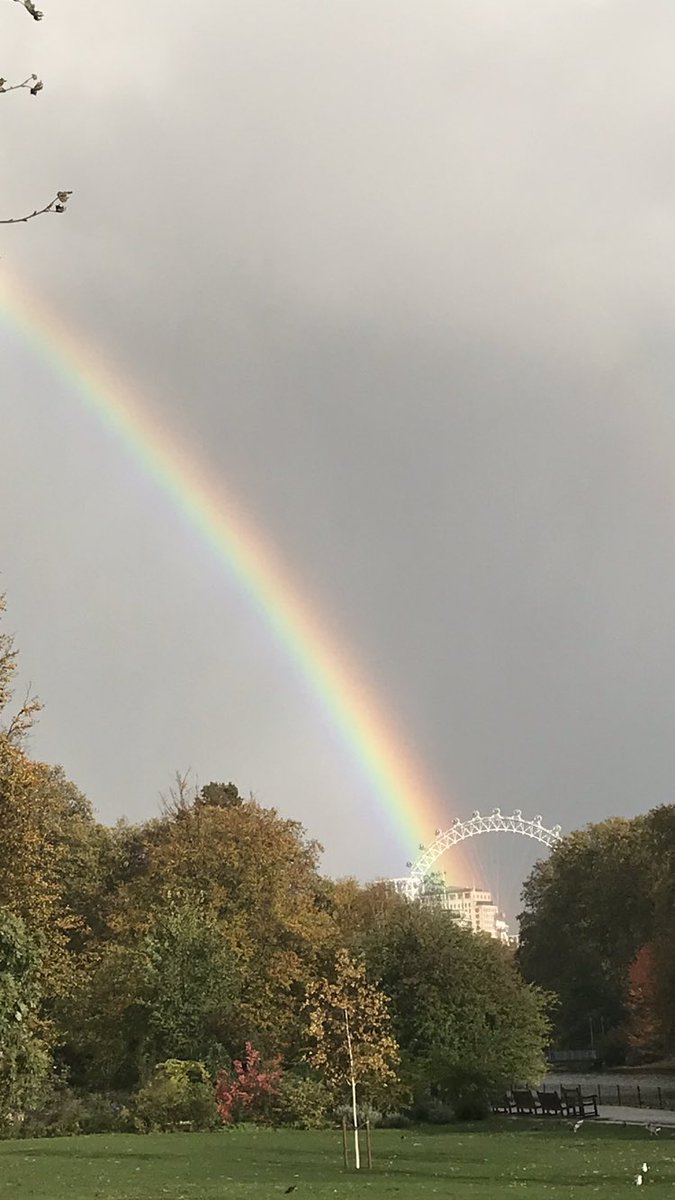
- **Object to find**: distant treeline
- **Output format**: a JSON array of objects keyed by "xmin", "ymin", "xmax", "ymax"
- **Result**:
[
  {"xmin": 0, "ymin": 594, "xmax": 549, "ymax": 1130},
  {"xmin": 2, "ymin": 592, "xmax": 673, "ymax": 1138}
]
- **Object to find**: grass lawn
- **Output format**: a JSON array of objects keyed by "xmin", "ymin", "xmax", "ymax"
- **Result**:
[{"xmin": 0, "ymin": 1121, "xmax": 673, "ymax": 1199}]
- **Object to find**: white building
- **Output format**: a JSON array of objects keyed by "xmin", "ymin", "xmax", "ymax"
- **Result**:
[{"xmin": 388, "ymin": 877, "xmax": 512, "ymax": 941}]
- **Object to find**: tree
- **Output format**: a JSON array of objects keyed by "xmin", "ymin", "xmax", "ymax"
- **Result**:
[
  {"xmin": 141, "ymin": 897, "xmax": 239, "ymax": 1070},
  {"xmin": 643, "ymin": 807, "xmax": 675, "ymax": 1055},
  {"xmin": 0, "ymin": 909, "xmax": 51, "ymax": 1117},
  {"xmin": 59, "ymin": 896, "xmax": 240, "ymax": 1088},
  {"xmin": 518, "ymin": 818, "xmax": 653, "ymax": 1051},
  {"xmin": 0, "ymin": 727, "xmax": 100, "ymax": 998},
  {"xmin": 159, "ymin": 775, "xmax": 242, "ymax": 817},
  {"xmin": 518, "ymin": 809, "xmax": 675, "ymax": 1059},
  {"xmin": 107, "ymin": 793, "xmax": 334, "ymax": 1059},
  {"xmin": 0, "ymin": 593, "xmax": 41, "ymax": 741},
  {"xmin": 342, "ymin": 889, "xmax": 550, "ymax": 1105},
  {"xmin": 197, "ymin": 781, "xmax": 243, "ymax": 809},
  {"xmin": 624, "ymin": 945, "xmax": 661, "ymax": 1061},
  {"xmin": 0, "ymin": 598, "xmax": 65, "ymax": 979},
  {"xmin": 304, "ymin": 948, "xmax": 399, "ymax": 1169},
  {"xmin": 3, "ymin": 0, "xmax": 71, "ymax": 224}
]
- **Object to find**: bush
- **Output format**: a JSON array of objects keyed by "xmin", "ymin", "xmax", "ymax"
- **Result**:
[
  {"xmin": 378, "ymin": 1111, "xmax": 413, "ymax": 1129},
  {"xmin": 442, "ymin": 1066, "xmax": 493, "ymax": 1122},
  {"xmin": 216, "ymin": 1043, "xmax": 282, "ymax": 1125},
  {"xmin": 452, "ymin": 1093, "xmax": 491, "ymax": 1121},
  {"xmin": 133, "ymin": 1060, "xmax": 219, "ymax": 1132},
  {"xmin": 412, "ymin": 1096, "xmax": 455, "ymax": 1124},
  {"xmin": 78, "ymin": 1092, "xmax": 133, "ymax": 1135},
  {"xmin": 15, "ymin": 1083, "xmax": 84, "ymax": 1139},
  {"xmin": 334, "ymin": 1101, "xmax": 382, "ymax": 1128},
  {"xmin": 274, "ymin": 1076, "xmax": 330, "ymax": 1129}
]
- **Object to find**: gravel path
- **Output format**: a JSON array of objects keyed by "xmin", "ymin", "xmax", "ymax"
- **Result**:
[{"xmin": 597, "ymin": 1105, "xmax": 675, "ymax": 1127}]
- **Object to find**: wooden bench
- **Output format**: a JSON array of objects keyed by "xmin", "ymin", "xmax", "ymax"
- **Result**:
[
  {"xmin": 561, "ymin": 1086, "xmax": 598, "ymax": 1118},
  {"xmin": 537, "ymin": 1090, "xmax": 571, "ymax": 1116},
  {"xmin": 493, "ymin": 1086, "xmax": 598, "ymax": 1120},
  {"xmin": 512, "ymin": 1088, "xmax": 541, "ymax": 1115}
]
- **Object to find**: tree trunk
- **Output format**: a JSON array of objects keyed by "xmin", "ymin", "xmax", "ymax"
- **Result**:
[{"xmin": 344, "ymin": 1006, "xmax": 360, "ymax": 1170}]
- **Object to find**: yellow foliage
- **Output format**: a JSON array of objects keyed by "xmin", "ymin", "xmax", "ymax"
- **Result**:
[{"xmin": 304, "ymin": 948, "xmax": 400, "ymax": 1097}]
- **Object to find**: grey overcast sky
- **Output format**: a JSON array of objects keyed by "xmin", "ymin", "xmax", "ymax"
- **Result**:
[{"xmin": 3, "ymin": 0, "xmax": 675, "ymax": 911}]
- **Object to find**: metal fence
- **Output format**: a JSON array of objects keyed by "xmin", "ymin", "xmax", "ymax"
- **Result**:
[
  {"xmin": 547, "ymin": 1050, "xmax": 598, "ymax": 1064},
  {"xmin": 541, "ymin": 1081, "xmax": 675, "ymax": 1111}
]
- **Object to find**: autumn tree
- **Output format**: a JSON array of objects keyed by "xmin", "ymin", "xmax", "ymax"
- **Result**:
[
  {"xmin": 0, "ymin": 597, "xmax": 107, "ymax": 1105},
  {"xmin": 0, "ymin": 598, "xmax": 66, "ymax": 980},
  {"xmin": 624, "ymin": 945, "xmax": 662, "ymax": 1061},
  {"xmin": 105, "ymin": 794, "xmax": 335, "ymax": 1060},
  {"xmin": 304, "ymin": 948, "xmax": 399, "ymax": 1169}
]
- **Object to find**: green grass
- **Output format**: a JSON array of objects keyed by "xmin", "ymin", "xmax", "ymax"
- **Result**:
[{"xmin": 0, "ymin": 1122, "xmax": 673, "ymax": 1199}]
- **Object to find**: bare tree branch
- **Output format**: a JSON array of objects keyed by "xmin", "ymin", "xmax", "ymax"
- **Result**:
[
  {"xmin": 0, "ymin": 72, "xmax": 43, "ymax": 95},
  {"xmin": 5, "ymin": 684, "xmax": 42, "ymax": 744},
  {"xmin": 12, "ymin": 0, "xmax": 43, "ymax": 20},
  {"xmin": 3, "ymin": 0, "xmax": 71, "ymax": 227},
  {"xmin": 0, "ymin": 190, "xmax": 72, "ymax": 224},
  {"xmin": 160, "ymin": 769, "xmax": 199, "ymax": 818}
]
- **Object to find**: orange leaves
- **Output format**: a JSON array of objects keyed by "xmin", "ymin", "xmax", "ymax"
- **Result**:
[{"xmin": 625, "ymin": 945, "xmax": 662, "ymax": 1057}]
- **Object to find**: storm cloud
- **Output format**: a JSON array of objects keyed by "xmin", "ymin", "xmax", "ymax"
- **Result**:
[{"xmin": 3, "ymin": 1, "xmax": 675, "ymax": 915}]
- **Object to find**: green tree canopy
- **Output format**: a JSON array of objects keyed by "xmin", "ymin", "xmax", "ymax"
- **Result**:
[
  {"xmin": 358, "ymin": 890, "xmax": 550, "ymax": 1093},
  {"xmin": 0, "ymin": 909, "xmax": 51, "ymax": 1113},
  {"xmin": 518, "ymin": 808, "xmax": 675, "ymax": 1059},
  {"xmin": 60, "ymin": 896, "xmax": 240, "ymax": 1088}
]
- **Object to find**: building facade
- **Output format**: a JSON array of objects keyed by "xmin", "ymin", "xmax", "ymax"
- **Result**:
[{"xmin": 388, "ymin": 877, "xmax": 513, "ymax": 942}]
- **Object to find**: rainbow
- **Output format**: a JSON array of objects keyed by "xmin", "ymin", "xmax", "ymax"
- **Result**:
[{"xmin": 0, "ymin": 269, "xmax": 460, "ymax": 864}]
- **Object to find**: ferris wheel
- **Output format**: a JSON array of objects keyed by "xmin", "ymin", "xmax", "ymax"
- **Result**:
[{"xmin": 400, "ymin": 809, "xmax": 563, "ymax": 897}]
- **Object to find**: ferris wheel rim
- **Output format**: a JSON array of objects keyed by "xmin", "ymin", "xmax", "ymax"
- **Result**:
[{"xmin": 407, "ymin": 810, "xmax": 563, "ymax": 881}]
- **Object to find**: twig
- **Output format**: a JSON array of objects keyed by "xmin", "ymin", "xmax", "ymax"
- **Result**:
[
  {"xmin": 12, "ymin": 0, "xmax": 43, "ymax": 20},
  {"xmin": 0, "ymin": 73, "xmax": 43, "ymax": 95},
  {"xmin": 5, "ymin": 683, "xmax": 42, "ymax": 743},
  {"xmin": 0, "ymin": 190, "xmax": 72, "ymax": 224}
]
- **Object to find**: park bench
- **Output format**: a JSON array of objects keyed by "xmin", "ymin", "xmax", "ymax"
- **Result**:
[
  {"xmin": 492, "ymin": 1093, "xmax": 515, "ymax": 1114},
  {"xmin": 537, "ymin": 1090, "xmax": 571, "ymax": 1116},
  {"xmin": 512, "ymin": 1088, "xmax": 541, "ymax": 1115},
  {"xmin": 560, "ymin": 1086, "xmax": 598, "ymax": 1118}
]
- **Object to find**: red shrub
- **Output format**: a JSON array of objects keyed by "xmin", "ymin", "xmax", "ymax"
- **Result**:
[{"xmin": 216, "ymin": 1042, "xmax": 283, "ymax": 1124}]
